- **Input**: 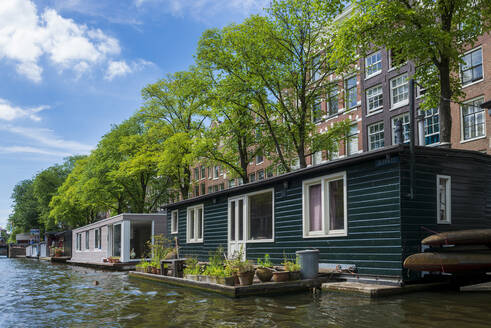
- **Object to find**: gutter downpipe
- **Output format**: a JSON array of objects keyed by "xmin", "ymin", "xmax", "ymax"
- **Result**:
[{"xmin": 409, "ymin": 79, "xmax": 415, "ymax": 200}]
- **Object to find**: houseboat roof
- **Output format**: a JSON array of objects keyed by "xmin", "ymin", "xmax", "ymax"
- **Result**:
[
  {"xmin": 164, "ymin": 145, "xmax": 491, "ymax": 209},
  {"xmin": 72, "ymin": 213, "xmax": 165, "ymax": 232}
]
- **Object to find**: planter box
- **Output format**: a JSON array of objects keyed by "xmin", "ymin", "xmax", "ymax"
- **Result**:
[{"xmin": 216, "ymin": 276, "xmax": 235, "ymax": 286}]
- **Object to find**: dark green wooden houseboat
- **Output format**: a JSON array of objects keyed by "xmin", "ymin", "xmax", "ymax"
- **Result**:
[{"xmin": 164, "ymin": 145, "xmax": 491, "ymax": 285}]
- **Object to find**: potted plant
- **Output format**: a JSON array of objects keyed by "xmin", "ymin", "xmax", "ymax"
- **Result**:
[
  {"xmin": 272, "ymin": 268, "xmax": 289, "ymax": 282},
  {"xmin": 284, "ymin": 256, "xmax": 302, "ymax": 281},
  {"xmin": 184, "ymin": 257, "xmax": 200, "ymax": 281},
  {"xmin": 256, "ymin": 254, "xmax": 274, "ymax": 282},
  {"xmin": 237, "ymin": 260, "xmax": 255, "ymax": 286},
  {"xmin": 216, "ymin": 265, "xmax": 235, "ymax": 286}
]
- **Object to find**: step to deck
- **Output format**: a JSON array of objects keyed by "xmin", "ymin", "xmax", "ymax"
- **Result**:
[{"xmin": 322, "ymin": 281, "xmax": 450, "ymax": 297}]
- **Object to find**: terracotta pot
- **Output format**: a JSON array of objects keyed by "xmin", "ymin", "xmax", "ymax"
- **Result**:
[
  {"xmin": 232, "ymin": 272, "xmax": 240, "ymax": 285},
  {"xmin": 256, "ymin": 267, "xmax": 273, "ymax": 282},
  {"xmin": 289, "ymin": 271, "xmax": 301, "ymax": 281},
  {"xmin": 272, "ymin": 271, "xmax": 289, "ymax": 282},
  {"xmin": 151, "ymin": 267, "xmax": 158, "ymax": 274},
  {"xmin": 103, "ymin": 258, "xmax": 108, "ymax": 263},
  {"xmin": 216, "ymin": 276, "xmax": 235, "ymax": 286},
  {"xmin": 145, "ymin": 267, "xmax": 152, "ymax": 273},
  {"xmin": 238, "ymin": 271, "xmax": 255, "ymax": 286}
]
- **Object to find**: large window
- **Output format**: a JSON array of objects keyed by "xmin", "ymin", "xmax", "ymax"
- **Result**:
[
  {"xmin": 201, "ymin": 166, "xmax": 206, "ymax": 180},
  {"xmin": 346, "ymin": 124, "xmax": 359, "ymax": 156},
  {"xmin": 85, "ymin": 231, "xmax": 89, "ymax": 250},
  {"xmin": 248, "ymin": 190, "xmax": 273, "ymax": 241},
  {"xmin": 327, "ymin": 85, "xmax": 339, "ymax": 116},
  {"xmin": 213, "ymin": 166, "xmax": 219, "ymax": 179},
  {"xmin": 437, "ymin": 175, "xmax": 451, "ymax": 224},
  {"xmin": 187, "ymin": 205, "xmax": 204, "ymax": 243},
  {"xmin": 345, "ymin": 76, "xmax": 357, "ymax": 109},
  {"xmin": 462, "ymin": 97, "xmax": 485, "ymax": 140},
  {"xmin": 171, "ymin": 210, "xmax": 178, "ymax": 234},
  {"xmin": 461, "ymin": 48, "xmax": 483, "ymax": 86},
  {"xmin": 312, "ymin": 97, "xmax": 322, "ymax": 123},
  {"xmin": 76, "ymin": 233, "xmax": 82, "ymax": 251},
  {"xmin": 311, "ymin": 55, "xmax": 321, "ymax": 81},
  {"xmin": 94, "ymin": 228, "xmax": 101, "ymax": 250},
  {"xmin": 390, "ymin": 73, "xmax": 409, "ymax": 108},
  {"xmin": 366, "ymin": 85, "xmax": 383, "ymax": 114},
  {"xmin": 365, "ymin": 51, "xmax": 382, "ymax": 78},
  {"xmin": 391, "ymin": 113, "xmax": 410, "ymax": 144},
  {"xmin": 303, "ymin": 172, "xmax": 347, "ymax": 238},
  {"xmin": 194, "ymin": 167, "xmax": 199, "ymax": 181},
  {"xmin": 423, "ymin": 108, "xmax": 440, "ymax": 145},
  {"xmin": 368, "ymin": 122, "xmax": 384, "ymax": 150}
]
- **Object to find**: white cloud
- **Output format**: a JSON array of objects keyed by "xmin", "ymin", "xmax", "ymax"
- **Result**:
[
  {"xmin": 0, "ymin": 98, "xmax": 49, "ymax": 122},
  {"xmin": 0, "ymin": 0, "xmax": 121, "ymax": 82},
  {"xmin": 105, "ymin": 59, "xmax": 153, "ymax": 80},
  {"xmin": 0, "ymin": 146, "xmax": 72, "ymax": 157}
]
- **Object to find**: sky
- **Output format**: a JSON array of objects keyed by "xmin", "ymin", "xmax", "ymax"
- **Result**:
[{"xmin": 0, "ymin": 0, "xmax": 268, "ymax": 229}]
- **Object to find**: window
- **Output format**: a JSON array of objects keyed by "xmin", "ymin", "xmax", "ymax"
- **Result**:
[
  {"xmin": 213, "ymin": 185, "xmax": 219, "ymax": 192},
  {"xmin": 366, "ymin": 85, "xmax": 383, "ymax": 114},
  {"xmin": 201, "ymin": 183, "xmax": 206, "ymax": 195},
  {"xmin": 390, "ymin": 73, "xmax": 409, "ymax": 108},
  {"xmin": 248, "ymin": 190, "xmax": 273, "ymax": 241},
  {"xmin": 249, "ymin": 172, "xmax": 256, "ymax": 183},
  {"xmin": 201, "ymin": 166, "xmax": 206, "ymax": 180},
  {"xmin": 461, "ymin": 48, "xmax": 483, "ymax": 86},
  {"xmin": 194, "ymin": 167, "xmax": 199, "ymax": 181},
  {"xmin": 194, "ymin": 185, "xmax": 199, "ymax": 197},
  {"xmin": 214, "ymin": 166, "xmax": 219, "ymax": 179},
  {"xmin": 389, "ymin": 49, "xmax": 405, "ymax": 69},
  {"xmin": 311, "ymin": 55, "xmax": 321, "ymax": 81},
  {"xmin": 171, "ymin": 210, "xmax": 178, "ymax": 234},
  {"xmin": 312, "ymin": 97, "xmax": 322, "ymax": 123},
  {"xmin": 462, "ymin": 97, "xmax": 485, "ymax": 140},
  {"xmin": 257, "ymin": 170, "xmax": 265, "ymax": 180},
  {"xmin": 229, "ymin": 179, "xmax": 236, "ymax": 188},
  {"xmin": 187, "ymin": 205, "xmax": 204, "ymax": 243},
  {"xmin": 85, "ymin": 231, "xmax": 89, "ymax": 250},
  {"xmin": 94, "ymin": 228, "xmax": 102, "ymax": 249},
  {"xmin": 327, "ymin": 143, "xmax": 339, "ymax": 160},
  {"xmin": 238, "ymin": 177, "xmax": 244, "ymax": 185},
  {"xmin": 303, "ymin": 172, "xmax": 347, "ymax": 238},
  {"xmin": 437, "ymin": 175, "xmax": 451, "ymax": 224},
  {"xmin": 391, "ymin": 113, "xmax": 410, "ymax": 144},
  {"xmin": 219, "ymin": 183, "xmax": 225, "ymax": 191},
  {"xmin": 327, "ymin": 85, "xmax": 339, "ymax": 116},
  {"xmin": 208, "ymin": 167, "xmax": 212, "ymax": 179},
  {"xmin": 368, "ymin": 122, "xmax": 384, "ymax": 150},
  {"xmin": 208, "ymin": 186, "xmax": 212, "ymax": 193},
  {"xmin": 76, "ymin": 233, "xmax": 82, "ymax": 251},
  {"xmin": 423, "ymin": 108, "xmax": 440, "ymax": 145},
  {"xmin": 345, "ymin": 76, "xmax": 357, "ymax": 109},
  {"xmin": 346, "ymin": 124, "xmax": 359, "ymax": 155},
  {"xmin": 365, "ymin": 51, "xmax": 382, "ymax": 78}
]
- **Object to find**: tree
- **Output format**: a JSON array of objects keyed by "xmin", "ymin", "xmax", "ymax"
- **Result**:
[
  {"xmin": 197, "ymin": 0, "xmax": 351, "ymax": 170},
  {"xmin": 333, "ymin": 0, "xmax": 491, "ymax": 144},
  {"xmin": 8, "ymin": 179, "xmax": 41, "ymax": 238},
  {"xmin": 140, "ymin": 67, "xmax": 210, "ymax": 199}
]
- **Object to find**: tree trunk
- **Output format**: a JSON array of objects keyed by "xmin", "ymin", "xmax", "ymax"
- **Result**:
[
  {"xmin": 180, "ymin": 166, "xmax": 191, "ymax": 200},
  {"xmin": 438, "ymin": 59, "xmax": 452, "ymax": 145}
]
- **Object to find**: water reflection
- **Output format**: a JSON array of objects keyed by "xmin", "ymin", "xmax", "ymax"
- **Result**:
[{"xmin": 1, "ymin": 257, "xmax": 491, "ymax": 327}]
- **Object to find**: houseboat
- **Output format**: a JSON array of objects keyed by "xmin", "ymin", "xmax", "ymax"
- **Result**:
[
  {"xmin": 164, "ymin": 145, "xmax": 491, "ymax": 285},
  {"xmin": 70, "ymin": 213, "xmax": 166, "ymax": 268}
]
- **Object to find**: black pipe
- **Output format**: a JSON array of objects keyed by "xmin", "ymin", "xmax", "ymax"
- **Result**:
[{"xmin": 409, "ymin": 79, "xmax": 415, "ymax": 199}]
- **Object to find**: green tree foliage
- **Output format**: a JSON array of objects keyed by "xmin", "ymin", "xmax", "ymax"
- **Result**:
[
  {"xmin": 140, "ymin": 67, "xmax": 211, "ymax": 199},
  {"xmin": 8, "ymin": 179, "xmax": 41, "ymax": 238},
  {"xmin": 198, "ymin": 0, "xmax": 352, "ymax": 170},
  {"xmin": 333, "ymin": 0, "xmax": 491, "ymax": 144}
]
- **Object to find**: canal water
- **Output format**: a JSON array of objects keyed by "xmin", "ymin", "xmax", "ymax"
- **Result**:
[{"xmin": 1, "ymin": 257, "xmax": 491, "ymax": 328}]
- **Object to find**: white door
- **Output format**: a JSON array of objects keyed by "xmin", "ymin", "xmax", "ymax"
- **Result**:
[{"xmin": 228, "ymin": 197, "xmax": 246, "ymax": 260}]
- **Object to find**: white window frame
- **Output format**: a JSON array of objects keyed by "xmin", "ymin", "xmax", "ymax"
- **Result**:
[
  {"xmin": 85, "ymin": 231, "xmax": 90, "ymax": 250},
  {"xmin": 186, "ymin": 204, "xmax": 204, "ymax": 243},
  {"xmin": 461, "ymin": 96, "xmax": 486, "ymax": 142},
  {"xmin": 436, "ymin": 175, "xmax": 451, "ymax": 224},
  {"xmin": 390, "ymin": 73, "xmax": 409, "ymax": 109},
  {"xmin": 170, "ymin": 209, "xmax": 179, "ymax": 234},
  {"xmin": 461, "ymin": 46, "xmax": 483, "ymax": 87},
  {"xmin": 366, "ymin": 84, "xmax": 384, "ymax": 115},
  {"xmin": 346, "ymin": 124, "xmax": 359, "ymax": 156},
  {"xmin": 391, "ymin": 113, "xmax": 410, "ymax": 145},
  {"xmin": 94, "ymin": 228, "xmax": 102, "ymax": 250},
  {"xmin": 246, "ymin": 188, "xmax": 275, "ymax": 243},
  {"xmin": 302, "ymin": 171, "xmax": 348, "ymax": 238},
  {"xmin": 345, "ymin": 76, "xmax": 358, "ymax": 109},
  {"xmin": 76, "ymin": 233, "xmax": 82, "ymax": 251},
  {"xmin": 368, "ymin": 121, "xmax": 385, "ymax": 151},
  {"xmin": 365, "ymin": 51, "xmax": 382, "ymax": 79}
]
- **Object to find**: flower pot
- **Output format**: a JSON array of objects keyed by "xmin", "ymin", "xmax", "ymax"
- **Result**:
[
  {"xmin": 256, "ymin": 267, "xmax": 273, "ymax": 282},
  {"xmin": 238, "ymin": 271, "xmax": 255, "ymax": 286},
  {"xmin": 217, "ymin": 276, "xmax": 235, "ymax": 286},
  {"xmin": 151, "ymin": 267, "xmax": 158, "ymax": 274},
  {"xmin": 232, "ymin": 272, "xmax": 240, "ymax": 285},
  {"xmin": 199, "ymin": 275, "xmax": 208, "ymax": 283},
  {"xmin": 103, "ymin": 258, "xmax": 108, "ymax": 263},
  {"xmin": 272, "ymin": 270, "xmax": 289, "ymax": 282},
  {"xmin": 145, "ymin": 267, "xmax": 152, "ymax": 274},
  {"xmin": 289, "ymin": 271, "xmax": 301, "ymax": 281}
]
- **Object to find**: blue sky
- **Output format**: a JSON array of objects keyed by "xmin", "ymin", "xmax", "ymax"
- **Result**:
[{"xmin": 0, "ymin": 0, "xmax": 268, "ymax": 229}]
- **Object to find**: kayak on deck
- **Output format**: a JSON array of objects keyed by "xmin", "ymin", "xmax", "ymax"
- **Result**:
[
  {"xmin": 403, "ymin": 252, "xmax": 491, "ymax": 273},
  {"xmin": 422, "ymin": 229, "xmax": 491, "ymax": 246}
]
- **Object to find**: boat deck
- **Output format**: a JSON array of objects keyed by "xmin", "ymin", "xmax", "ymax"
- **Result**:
[{"xmin": 67, "ymin": 260, "xmax": 136, "ymax": 271}]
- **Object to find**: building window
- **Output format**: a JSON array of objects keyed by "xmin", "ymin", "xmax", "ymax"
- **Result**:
[
  {"xmin": 462, "ymin": 97, "xmax": 485, "ymax": 140},
  {"xmin": 368, "ymin": 122, "xmax": 384, "ymax": 150},
  {"xmin": 171, "ymin": 210, "xmax": 178, "ymax": 234},
  {"xmin": 194, "ymin": 167, "xmax": 199, "ymax": 181},
  {"xmin": 437, "ymin": 175, "xmax": 451, "ymax": 224},
  {"xmin": 207, "ymin": 167, "xmax": 212, "ymax": 179},
  {"xmin": 390, "ymin": 73, "xmax": 409, "ymax": 108},
  {"xmin": 256, "ymin": 152, "xmax": 264, "ymax": 164},
  {"xmin": 257, "ymin": 170, "xmax": 265, "ymax": 180},
  {"xmin": 312, "ymin": 97, "xmax": 322, "ymax": 123},
  {"xmin": 248, "ymin": 190, "xmax": 274, "ymax": 241},
  {"xmin": 194, "ymin": 185, "xmax": 199, "ymax": 197},
  {"xmin": 311, "ymin": 55, "xmax": 321, "ymax": 81},
  {"xmin": 389, "ymin": 49, "xmax": 405, "ymax": 69},
  {"xmin": 214, "ymin": 166, "xmax": 219, "ymax": 179},
  {"xmin": 213, "ymin": 185, "xmax": 219, "ymax": 192},
  {"xmin": 85, "ymin": 231, "xmax": 89, "ymax": 250},
  {"xmin": 208, "ymin": 186, "xmax": 213, "ymax": 193},
  {"xmin": 345, "ymin": 76, "xmax": 357, "ymax": 109},
  {"xmin": 423, "ymin": 108, "xmax": 440, "ymax": 145},
  {"xmin": 201, "ymin": 166, "xmax": 206, "ymax": 180},
  {"xmin": 187, "ymin": 204, "xmax": 204, "ymax": 243},
  {"xmin": 346, "ymin": 124, "xmax": 359, "ymax": 156},
  {"xmin": 303, "ymin": 172, "xmax": 347, "ymax": 238},
  {"xmin": 461, "ymin": 48, "xmax": 483, "ymax": 86},
  {"xmin": 327, "ymin": 85, "xmax": 339, "ymax": 116},
  {"xmin": 219, "ymin": 183, "xmax": 225, "ymax": 191},
  {"xmin": 391, "ymin": 113, "xmax": 410, "ymax": 144},
  {"xmin": 366, "ymin": 85, "xmax": 383, "ymax": 114},
  {"xmin": 201, "ymin": 183, "xmax": 205, "ymax": 195},
  {"xmin": 94, "ymin": 228, "xmax": 101, "ymax": 249},
  {"xmin": 365, "ymin": 51, "xmax": 382, "ymax": 78},
  {"xmin": 327, "ymin": 143, "xmax": 339, "ymax": 160},
  {"xmin": 312, "ymin": 151, "xmax": 322, "ymax": 165},
  {"xmin": 249, "ymin": 172, "xmax": 256, "ymax": 183},
  {"xmin": 238, "ymin": 177, "xmax": 244, "ymax": 185},
  {"xmin": 229, "ymin": 179, "xmax": 236, "ymax": 188},
  {"xmin": 76, "ymin": 233, "xmax": 82, "ymax": 251}
]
